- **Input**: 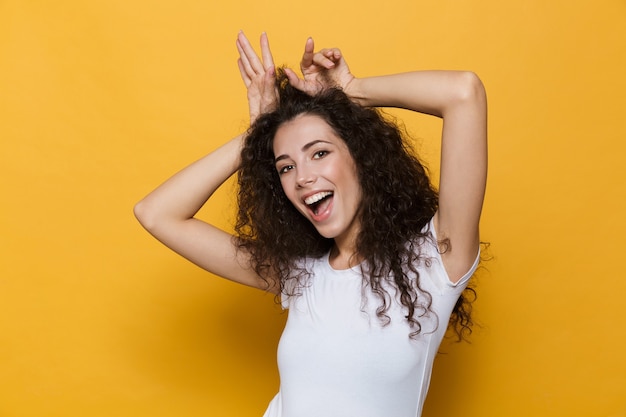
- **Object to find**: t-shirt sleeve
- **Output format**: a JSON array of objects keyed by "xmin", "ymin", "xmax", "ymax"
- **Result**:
[
  {"xmin": 279, "ymin": 258, "xmax": 311, "ymax": 310},
  {"xmin": 427, "ymin": 217, "xmax": 480, "ymax": 292},
  {"xmin": 449, "ymin": 250, "xmax": 480, "ymax": 289}
]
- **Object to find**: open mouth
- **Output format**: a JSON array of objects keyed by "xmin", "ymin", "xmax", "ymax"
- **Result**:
[{"xmin": 305, "ymin": 191, "xmax": 334, "ymax": 215}]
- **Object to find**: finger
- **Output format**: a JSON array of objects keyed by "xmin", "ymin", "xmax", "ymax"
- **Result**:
[
  {"xmin": 323, "ymin": 48, "xmax": 342, "ymax": 61},
  {"xmin": 264, "ymin": 65, "xmax": 276, "ymax": 81},
  {"xmin": 312, "ymin": 49, "xmax": 336, "ymax": 69},
  {"xmin": 321, "ymin": 48, "xmax": 343, "ymax": 65},
  {"xmin": 262, "ymin": 66, "xmax": 278, "ymax": 106},
  {"xmin": 300, "ymin": 37, "xmax": 315, "ymax": 71},
  {"xmin": 236, "ymin": 39, "xmax": 255, "ymax": 77},
  {"xmin": 237, "ymin": 31, "xmax": 264, "ymax": 73},
  {"xmin": 260, "ymin": 32, "xmax": 275, "ymax": 70},
  {"xmin": 237, "ymin": 58, "xmax": 251, "ymax": 86},
  {"xmin": 263, "ymin": 64, "xmax": 276, "ymax": 89}
]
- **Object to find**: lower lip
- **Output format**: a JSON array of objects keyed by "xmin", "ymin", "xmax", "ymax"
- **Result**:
[{"xmin": 309, "ymin": 198, "xmax": 333, "ymax": 223}]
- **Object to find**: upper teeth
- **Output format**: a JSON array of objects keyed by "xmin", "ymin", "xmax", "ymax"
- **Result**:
[{"xmin": 305, "ymin": 192, "xmax": 333, "ymax": 205}]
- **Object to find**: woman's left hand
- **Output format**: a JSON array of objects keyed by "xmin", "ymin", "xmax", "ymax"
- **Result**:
[
  {"xmin": 236, "ymin": 31, "xmax": 278, "ymax": 123},
  {"xmin": 285, "ymin": 37, "xmax": 355, "ymax": 95}
]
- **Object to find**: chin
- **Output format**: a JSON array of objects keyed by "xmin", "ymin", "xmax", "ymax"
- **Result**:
[
  {"xmin": 313, "ymin": 225, "xmax": 344, "ymax": 240},
  {"xmin": 315, "ymin": 229, "xmax": 336, "ymax": 239}
]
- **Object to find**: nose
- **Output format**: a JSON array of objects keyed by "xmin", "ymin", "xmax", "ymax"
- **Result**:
[{"xmin": 295, "ymin": 166, "xmax": 316, "ymax": 188}]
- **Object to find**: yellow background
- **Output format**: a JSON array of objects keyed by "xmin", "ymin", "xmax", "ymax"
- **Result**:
[{"xmin": 1, "ymin": 1, "xmax": 625, "ymax": 416}]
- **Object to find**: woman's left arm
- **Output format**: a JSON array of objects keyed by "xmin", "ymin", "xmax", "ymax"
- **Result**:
[
  {"xmin": 348, "ymin": 71, "xmax": 487, "ymax": 283},
  {"xmin": 287, "ymin": 42, "xmax": 487, "ymax": 283}
]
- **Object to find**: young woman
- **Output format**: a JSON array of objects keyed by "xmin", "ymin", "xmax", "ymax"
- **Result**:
[{"xmin": 135, "ymin": 32, "xmax": 487, "ymax": 417}]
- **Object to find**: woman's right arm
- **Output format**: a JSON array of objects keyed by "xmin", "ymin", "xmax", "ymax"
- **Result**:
[
  {"xmin": 134, "ymin": 32, "xmax": 278, "ymax": 292},
  {"xmin": 134, "ymin": 134, "xmax": 272, "ymax": 290}
]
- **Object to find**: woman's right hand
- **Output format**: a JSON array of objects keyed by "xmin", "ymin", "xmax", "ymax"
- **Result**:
[
  {"xmin": 285, "ymin": 37, "xmax": 355, "ymax": 95},
  {"xmin": 236, "ymin": 31, "xmax": 278, "ymax": 123}
]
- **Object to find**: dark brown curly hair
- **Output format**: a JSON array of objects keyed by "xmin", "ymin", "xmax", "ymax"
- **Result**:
[{"xmin": 235, "ymin": 71, "xmax": 475, "ymax": 340}]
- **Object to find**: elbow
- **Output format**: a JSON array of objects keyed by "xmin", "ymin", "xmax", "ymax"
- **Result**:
[
  {"xmin": 133, "ymin": 198, "xmax": 158, "ymax": 232},
  {"xmin": 455, "ymin": 71, "xmax": 486, "ymax": 104}
]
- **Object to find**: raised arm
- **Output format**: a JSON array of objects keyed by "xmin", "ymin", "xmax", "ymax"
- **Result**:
[
  {"xmin": 134, "ymin": 32, "xmax": 279, "ymax": 292},
  {"xmin": 287, "ymin": 41, "xmax": 487, "ymax": 282},
  {"xmin": 351, "ymin": 72, "xmax": 487, "ymax": 282}
]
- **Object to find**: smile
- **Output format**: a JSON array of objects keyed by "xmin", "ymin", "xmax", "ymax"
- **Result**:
[{"xmin": 304, "ymin": 191, "xmax": 334, "ymax": 216}]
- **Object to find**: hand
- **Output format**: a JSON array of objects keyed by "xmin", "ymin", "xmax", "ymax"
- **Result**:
[
  {"xmin": 236, "ymin": 31, "xmax": 278, "ymax": 123},
  {"xmin": 284, "ymin": 37, "xmax": 355, "ymax": 95}
]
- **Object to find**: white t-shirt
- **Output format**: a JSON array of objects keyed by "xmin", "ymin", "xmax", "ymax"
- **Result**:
[{"xmin": 263, "ymin": 222, "xmax": 479, "ymax": 417}]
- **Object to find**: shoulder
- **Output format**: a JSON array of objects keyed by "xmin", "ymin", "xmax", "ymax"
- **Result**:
[{"xmin": 280, "ymin": 254, "xmax": 326, "ymax": 308}]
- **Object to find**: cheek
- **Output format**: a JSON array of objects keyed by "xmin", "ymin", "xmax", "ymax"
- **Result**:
[
  {"xmin": 279, "ymin": 177, "xmax": 298, "ymax": 205},
  {"xmin": 346, "ymin": 171, "xmax": 363, "ymax": 206},
  {"xmin": 278, "ymin": 176, "xmax": 288, "ymax": 194},
  {"xmin": 336, "ymin": 163, "xmax": 360, "ymax": 191}
]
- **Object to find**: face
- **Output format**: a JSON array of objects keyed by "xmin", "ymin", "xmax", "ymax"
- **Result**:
[{"xmin": 273, "ymin": 114, "xmax": 363, "ymax": 245}]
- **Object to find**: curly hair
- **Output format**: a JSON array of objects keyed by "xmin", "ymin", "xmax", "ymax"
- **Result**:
[{"xmin": 235, "ymin": 71, "xmax": 476, "ymax": 340}]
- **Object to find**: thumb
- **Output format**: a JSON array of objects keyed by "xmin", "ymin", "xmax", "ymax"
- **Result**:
[{"xmin": 284, "ymin": 68, "xmax": 305, "ymax": 91}]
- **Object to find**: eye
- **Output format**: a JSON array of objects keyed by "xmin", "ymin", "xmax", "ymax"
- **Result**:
[
  {"xmin": 278, "ymin": 164, "xmax": 294, "ymax": 175},
  {"xmin": 313, "ymin": 150, "xmax": 329, "ymax": 159}
]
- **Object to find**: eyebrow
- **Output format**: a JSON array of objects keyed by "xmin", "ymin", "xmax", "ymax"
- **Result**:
[{"xmin": 274, "ymin": 140, "xmax": 332, "ymax": 164}]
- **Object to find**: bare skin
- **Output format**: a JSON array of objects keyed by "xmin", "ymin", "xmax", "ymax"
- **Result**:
[
  {"xmin": 273, "ymin": 114, "xmax": 363, "ymax": 270},
  {"xmin": 134, "ymin": 32, "xmax": 487, "ymax": 291}
]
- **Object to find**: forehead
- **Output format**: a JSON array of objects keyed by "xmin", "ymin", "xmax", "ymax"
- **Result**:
[{"xmin": 272, "ymin": 114, "xmax": 344, "ymax": 154}]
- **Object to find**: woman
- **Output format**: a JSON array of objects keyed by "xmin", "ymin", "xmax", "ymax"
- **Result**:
[{"xmin": 135, "ymin": 32, "xmax": 487, "ymax": 417}]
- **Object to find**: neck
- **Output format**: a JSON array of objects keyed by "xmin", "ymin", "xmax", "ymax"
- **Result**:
[
  {"xmin": 329, "ymin": 240, "xmax": 361, "ymax": 270},
  {"xmin": 329, "ymin": 215, "xmax": 362, "ymax": 269}
]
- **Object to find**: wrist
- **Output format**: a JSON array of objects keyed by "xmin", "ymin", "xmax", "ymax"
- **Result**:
[{"xmin": 343, "ymin": 77, "xmax": 373, "ymax": 107}]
